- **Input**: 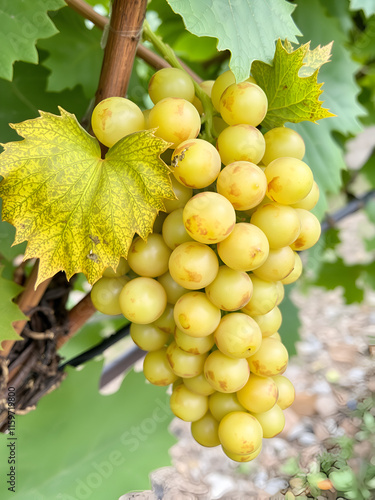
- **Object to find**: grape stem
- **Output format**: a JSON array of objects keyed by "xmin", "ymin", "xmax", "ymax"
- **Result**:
[{"xmin": 142, "ymin": 20, "xmax": 216, "ymax": 144}]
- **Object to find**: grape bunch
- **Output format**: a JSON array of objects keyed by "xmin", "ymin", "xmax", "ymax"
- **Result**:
[{"xmin": 90, "ymin": 67, "xmax": 321, "ymax": 462}]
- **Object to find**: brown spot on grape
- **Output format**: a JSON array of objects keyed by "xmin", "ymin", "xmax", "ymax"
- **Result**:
[
  {"xmin": 292, "ymin": 237, "xmax": 305, "ymax": 249},
  {"xmin": 268, "ymin": 176, "xmax": 282, "ymax": 193},
  {"xmin": 228, "ymin": 184, "xmax": 241, "ymax": 197},
  {"xmin": 219, "ymin": 379, "xmax": 228, "ymax": 390},
  {"xmin": 222, "ymin": 94, "xmax": 235, "ymax": 112},
  {"xmin": 184, "ymin": 269, "xmax": 202, "ymax": 282},
  {"xmin": 178, "ymin": 313, "xmax": 190, "ymax": 329},
  {"xmin": 185, "ymin": 215, "xmax": 208, "ymax": 236},
  {"xmin": 98, "ymin": 107, "xmax": 112, "ymax": 130},
  {"xmin": 187, "ymin": 348, "xmax": 200, "ymax": 354},
  {"xmin": 225, "ymin": 222, "xmax": 235, "ymax": 235},
  {"xmin": 178, "ymin": 175, "xmax": 195, "ymax": 188},
  {"xmin": 207, "ymin": 370, "xmax": 215, "ymax": 381}
]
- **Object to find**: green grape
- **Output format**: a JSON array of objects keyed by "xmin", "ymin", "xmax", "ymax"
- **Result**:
[
  {"xmin": 174, "ymin": 328, "xmax": 215, "ymax": 354},
  {"xmin": 183, "ymin": 192, "xmax": 236, "ymax": 244},
  {"xmin": 248, "ymin": 337, "xmax": 289, "ymax": 377},
  {"xmin": 250, "ymin": 203, "xmax": 301, "ymax": 249},
  {"xmin": 148, "ymin": 67, "xmax": 195, "ymax": 104},
  {"xmin": 251, "ymin": 305, "xmax": 282, "ymax": 337},
  {"xmin": 241, "ymin": 276, "xmax": 278, "ymax": 316},
  {"xmin": 265, "ymin": 157, "xmax": 314, "ymax": 205},
  {"xmin": 128, "ymin": 233, "xmax": 171, "ymax": 278},
  {"xmin": 164, "ymin": 176, "xmax": 193, "ymax": 213},
  {"xmin": 290, "ymin": 209, "xmax": 321, "ymax": 251},
  {"xmin": 169, "ymin": 241, "xmax": 219, "ymax": 290},
  {"xmin": 237, "ymin": 373, "xmax": 278, "ymax": 413},
  {"xmin": 102, "ymin": 257, "xmax": 130, "ymax": 278},
  {"xmin": 183, "ymin": 373, "xmax": 216, "ymax": 396},
  {"xmin": 273, "ymin": 375, "xmax": 295, "ymax": 410},
  {"xmin": 213, "ymin": 116, "xmax": 229, "ymax": 136},
  {"xmin": 262, "ymin": 127, "xmax": 305, "ymax": 166},
  {"xmin": 205, "ymin": 265, "xmax": 253, "ymax": 312},
  {"xmin": 217, "ymin": 124, "xmax": 265, "ymax": 166},
  {"xmin": 281, "ymin": 251, "xmax": 303, "ymax": 285},
  {"xmin": 143, "ymin": 108, "xmax": 151, "ymax": 128},
  {"xmin": 211, "ymin": 70, "xmax": 236, "ymax": 111},
  {"xmin": 218, "ymin": 411, "xmax": 263, "ymax": 455},
  {"xmin": 252, "ymin": 404, "xmax": 285, "ymax": 438},
  {"xmin": 130, "ymin": 323, "xmax": 170, "ymax": 351},
  {"xmin": 166, "ymin": 341, "xmax": 207, "ymax": 378},
  {"xmin": 217, "ymin": 223, "xmax": 269, "ymax": 272},
  {"xmin": 171, "ymin": 138, "xmax": 222, "ymax": 189},
  {"xmin": 152, "ymin": 211, "xmax": 168, "ymax": 233},
  {"xmin": 191, "ymin": 411, "xmax": 220, "ymax": 447},
  {"xmin": 275, "ymin": 281, "xmax": 285, "ymax": 305},
  {"xmin": 216, "ymin": 161, "xmax": 267, "ymax": 210},
  {"xmin": 91, "ymin": 276, "xmax": 128, "ymax": 315},
  {"xmin": 119, "ymin": 277, "xmax": 167, "ymax": 324},
  {"xmin": 143, "ymin": 347, "xmax": 179, "ymax": 386},
  {"xmin": 214, "ymin": 313, "xmax": 262, "ymax": 358},
  {"xmin": 252, "ymin": 246, "xmax": 295, "ymax": 282},
  {"xmin": 174, "ymin": 292, "xmax": 221, "ymax": 338},
  {"xmin": 148, "ymin": 97, "xmax": 201, "ymax": 148},
  {"xmin": 220, "ymin": 82, "xmax": 268, "ymax": 127},
  {"xmin": 157, "ymin": 271, "xmax": 188, "ymax": 305},
  {"xmin": 153, "ymin": 303, "xmax": 175, "ymax": 334},
  {"xmin": 162, "ymin": 208, "xmax": 194, "ymax": 249},
  {"xmin": 204, "ymin": 351, "xmax": 250, "ymax": 393},
  {"xmin": 222, "ymin": 444, "xmax": 262, "ymax": 462},
  {"xmin": 192, "ymin": 80, "xmax": 215, "ymax": 114},
  {"xmin": 209, "ymin": 392, "xmax": 246, "ymax": 421},
  {"xmin": 91, "ymin": 97, "xmax": 145, "ymax": 148},
  {"xmin": 170, "ymin": 384, "xmax": 208, "ymax": 422},
  {"xmin": 291, "ymin": 180, "xmax": 320, "ymax": 210}
]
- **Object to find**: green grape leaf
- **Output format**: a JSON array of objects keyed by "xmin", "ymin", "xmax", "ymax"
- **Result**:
[
  {"xmin": 0, "ymin": 0, "xmax": 65, "ymax": 81},
  {"xmin": 166, "ymin": 0, "xmax": 301, "ymax": 83},
  {"xmin": 0, "ymin": 266, "xmax": 27, "ymax": 349},
  {"xmin": 350, "ymin": 0, "xmax": 375, "ymax": 17},
  {"xmin": 284, "ymin": 39, "xmax": 333, "ymax": 77},
  {"xmin": 0, "ymin": 109, "xmax": 174, "ymax": 287},
  {"xmin": 37, "ymin": 7, "xmax": 103, "ymax": 99},
  {"xmin": 364, "ymin": 197, "xmax": 375, "ymax": 251},
  {"xmin": 0, "ymin": 361, "xmax": 175, "ymax": 499},
  {"xmin": 252, "ymin": 40, "xmax": 335, "ymax": 130}
]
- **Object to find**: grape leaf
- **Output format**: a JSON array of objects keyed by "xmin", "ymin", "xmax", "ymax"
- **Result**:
[
  {"xmin": 166, "ymin": 0, "xmax": 301, "ymax": 83},
  {"xmin": 0, "ymin": 109, "xmax": 174, "ymax": 287},
  {"xmin": 284, "ymin": 39, "xmax": 333, "ymax": 78},
  {"xmin": 364, "ymin": 198, "xmax": 375, "ymax": 251},
  {"xmin": 350, "ymin": 0, "xmax": 375, "ymax": 17},
  {"xmin": 0, "ymin": 361, "xmax": 175, "ymax": 499},
  {"xmin": 0, "ymin": 266, "xmax": 27, "ymax": 349},
  {"xmin": 0, "ymin": 0, "xmax": 65, "ymax": 80},
  {"xmin": 252, "ymin": 40, "xmax": 335, "ymax": 130},
  {"xmin": 37, "ymin": 7, "xmax": 103, "ymax": 99}
]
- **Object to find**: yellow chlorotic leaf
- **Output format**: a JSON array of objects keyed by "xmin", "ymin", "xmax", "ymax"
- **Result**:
[
  {"xmin": 0, "ymin": 108, "xmax": 175, "ymax": 287},
  {"xmin": 252, "ymin": 39, "xmax": 335, "ymax": 130}
]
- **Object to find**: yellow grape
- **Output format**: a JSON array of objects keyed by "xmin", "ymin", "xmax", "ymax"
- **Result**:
[
  {"xmin": 166, "ymin": 341, "xmax": 207, "ymax": 378},
  {"xmin": 273, "ymin": 375, "xmax": 295, "ymax": 409},
  {"xmin": 148, "ymin": 97, "xmax": 201, "ymax": 148},
  {"xmin": 282, "ymin": 251, "xmax": 303, "ymax": 285},
  {"xmin": 164, "ymin": 176, "xmax": 193, "ymax": 213},
  {"xmin": 170, "ymin": 384, "xmax": 208, "ymax": 422},
  {"xmin": 290, "ymin": 209, "xmax": 321, "ymax": 251},
  {"xmin": 204, "ymin": 351, "xmax": 250, "ymax": 393},
  {"xmin": 191, "ymin": 411, "xmax": 220, "ymax": 447},
  {"xmin": 205, "ymin": 265, "xmax": 253, "ymax": 311},
  {"xmin": 222, "ymin": 444, "xmax": 262, "ymax": 462},
  {"xmin": 219, "ymin": 82, "xmax": 268, "ymax": 127},
  {"xmin": 265, "ymin": 157, "xmax": 314, "ymax": 205},
  {"xmin": 211, "ymin": 70, "xmax": 236, "ymax": 111},
  {"xmin": 172, "ymin": 138, "xmax": 221, "ymax": 188},
  {"xmin": 162, "ymin": 208, "xmax": 194, "ymax": 249},
  {"xmin": 214, "ymin": 313, "xmax": 262, "ymax": 358},
  {"xmin": 169, "ymin": 241, "xmax": 219, "ymax": 290},
  {"xmin": 270, "ymin": 331, "xmax": 282, "ymax": 341},
  {"xmin": 209, "ymin": 392, "xmax": 246, "ymax": 421},
  {"xmin": 216, "ymin": 161, "xmax": 267, "ymax": 210},
  {"xmin": 119, "ymin": 277, "xmax": 167, "ymax": 324},
  {"xmin": 217, "ymin": 223, "xmax": 269, "ymax": 272},
  {"xmin": 174, "ymin": 328, "xmax": 215, "ymax": 355},
  {"xmin": 262, "ymin": 127, "xmax": 305, "ymax": 166},
  {"xmin": 143, "ymin": 347, "xmax": 179, "ymax": 386},
  {"xmin": 130, "ymin": 323, "xmax": 170, "ymax": 351},
  {"xmin": 128, "ymin": 233, "xmax": 171, "ymax": 277},
  {"xmin": 102, "ymin": 257, "xmax": 130, "ymax": 278},
  {"xmin": 157, "ymin": 271, "xmax": 187, "ymax": 305},
  {"xmin": 218, "ymin": 411, "xmax": 263, "ymax": 455},
  {"xmin": 183, "ymin": 374, "xmax": 216, "ymax": 396},
  {"xmin": 91, "ymin": 276, "xmax": 128, "ymax": 315},
  {"xmin": 248, "ymin": 337, "xmax": 289, "ymax": 377},
  {"xmin": 173, "ymin": 292, "xmax": 221, "ymax": 338},
  {"xmin": 153, "ymin": 303, "xmax": 175, "ymax": 335},
  {"xmin": 217, "ymin": 124, "xmax": 265, "ymax": 166},
  {"xmin": 250, "ymin": 203, "xmax": 301, "ymax": 249},
  {"xmin": 275, "ymin": 280, "xmax": 285, "ymax": 305},
  {"xmin": 241, "ymin": 275, "xmax": 279, "ymax": 316},
  {"xmin": 193, "ymin": 80, "xmax": 215, "ymax": 114},
  {"xmin": 183, "ymin": 192, "xmax": 236, "ymax": 244},
  {"xmin": 251, "ymin": 305, "xmax": 282, "ymax": 337},
  {"xmin": 91, "ymin": 97, "xmax": 145, "ymax": 148},
  {"xmin": 291, "ymin": 181, "xmax": 320, "ymax": 210},
  {"xmin": 152, "ymin": 211, "xmax": 168, "ymax": 234},
  {"xmin": 252, "ymin": 404, "xmax": 285, "ymax": 438},
  {"xmin": 252, "ymin": 246, "xmax": 295, "ymax": 282},
  {"xmin": 148, "ymin": 67, "xmax": 195, "ymax": 104},
  {"xmin": 237, "ymin": 373, "xmax": 278, "ymax": 413}
]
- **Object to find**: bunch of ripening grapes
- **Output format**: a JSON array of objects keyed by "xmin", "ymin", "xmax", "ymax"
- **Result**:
[{"xmin": 90, "ymin": 67, "xmax": 321, "ymax": 462}]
